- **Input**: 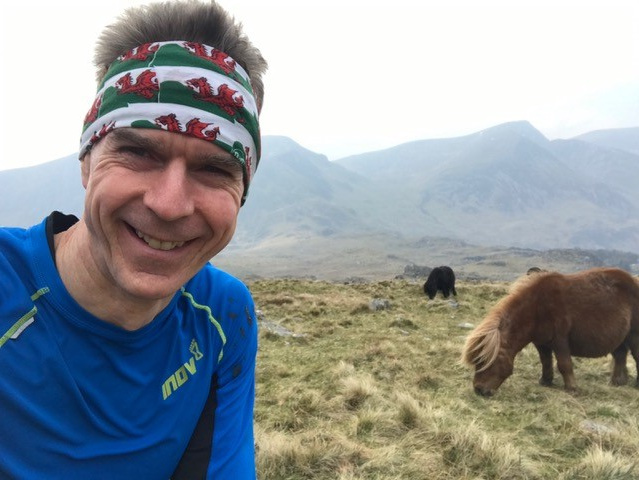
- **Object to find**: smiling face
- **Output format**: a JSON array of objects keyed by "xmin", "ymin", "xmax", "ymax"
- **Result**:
[{"xmin": 80, "ymin": 127, "xmax": 243, "ymax": 301}]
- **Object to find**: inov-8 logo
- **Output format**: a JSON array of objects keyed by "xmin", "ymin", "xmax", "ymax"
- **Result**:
[{"xmin": 162, "ymin": 339, "xmax": 204, "ymax": 400}]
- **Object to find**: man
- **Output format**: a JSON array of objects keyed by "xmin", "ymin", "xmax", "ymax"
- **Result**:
[{"xmin": 0, "ymin": 1, "xmax": 267, "ymax": 478}]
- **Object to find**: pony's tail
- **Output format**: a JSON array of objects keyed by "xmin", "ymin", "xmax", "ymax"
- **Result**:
[{"xmin": 461, "ymin": 328, "xmax": 501, "ymax": 372}]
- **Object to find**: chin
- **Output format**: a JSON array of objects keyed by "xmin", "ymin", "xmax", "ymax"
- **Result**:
[{"xmin": 118, "ymin": 272, "xmax": 189, "ymax": 301}]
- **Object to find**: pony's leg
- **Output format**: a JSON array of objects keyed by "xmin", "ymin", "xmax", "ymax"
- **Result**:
[
  {"xmin": 534, "ymin": 344, "xmax": 553, "ymax": 386},
  {"xmin": 625, "ymin": 333, "xmax": 639, "ymax": 387},
  {"xmin": 553, "ymin": 343, "xmax": 577, "ymax": 391},
  {"xmin": 610, "ymin": 344, "xmax": 629, "ymax": 386}
]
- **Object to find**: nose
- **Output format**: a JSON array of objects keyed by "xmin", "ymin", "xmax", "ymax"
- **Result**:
[
  {"xmin": 474, "ymin": 386, "xmax": 493, "ymax": 397},
  {"xmin": 143, "ymin": 162, "xmax": 195, "ymax": 220}
]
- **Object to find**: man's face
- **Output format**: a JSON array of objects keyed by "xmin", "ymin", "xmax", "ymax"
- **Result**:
[{"xmin": 80, "ymin": 128, "xmax": 244, "ymax": 301}]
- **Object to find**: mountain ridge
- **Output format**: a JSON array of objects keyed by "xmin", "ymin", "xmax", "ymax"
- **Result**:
[{"xmin": 3, "ymin": 121, "xmax": 638, "ymax": 280}]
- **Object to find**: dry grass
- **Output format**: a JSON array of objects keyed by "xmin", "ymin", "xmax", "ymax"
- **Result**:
[{"xmin": 250, "ymin": 278, "xmax": 639, "ymax": 479}]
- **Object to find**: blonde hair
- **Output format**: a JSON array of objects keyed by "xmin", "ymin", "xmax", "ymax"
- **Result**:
[{"xmin": 461, "ymin": 311, "xmax": 502, "ymax": 371}]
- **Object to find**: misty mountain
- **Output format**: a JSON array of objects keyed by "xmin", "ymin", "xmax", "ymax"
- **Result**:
[
  {"xmin": 2, "ymin": 121, "xmax": 639, "ymax": 257},
  {"xmin": 233, "ymin": 137, "xmax": 376, "ymax": 243},
  {"xmin": 334, "ymin": 121, "xmax": 639, "ymax": 251},
  {"xmin": 574, "ymin": 127, "xmax": 639, "ymax": 156},
  {"xmin": 234, "ymin": 136, "xmax": 425, "ymax": 244},
  {"xmin": 548, "ymin": 137, "xmax": 639, "ymax": 198},
  {"xmin": 0, "ymin": 155, "xmax": 84, "ymax": 227}
]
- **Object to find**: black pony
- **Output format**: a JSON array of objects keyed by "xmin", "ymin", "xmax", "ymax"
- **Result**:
[{"xmin": 424, "ymin": 266, "xmax": 457, "ymax": 299}]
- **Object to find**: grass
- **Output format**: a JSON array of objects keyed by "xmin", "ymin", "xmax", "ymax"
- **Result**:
[{"xmin": 249, "ymin": 278, "xmax": 639, "ymax": 480}]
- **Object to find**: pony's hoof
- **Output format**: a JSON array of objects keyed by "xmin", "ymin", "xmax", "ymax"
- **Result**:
[
  {"xmin": 539, "ymin": 378, "xmax": 553, "ymax": 387},
  {"xmin": 611, "ymin": 376, "xmax": 628, "ymax": 386}
]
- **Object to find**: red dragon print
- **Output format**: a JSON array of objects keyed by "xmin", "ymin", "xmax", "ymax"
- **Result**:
[
  {"xmin": 115, "ymin": 70, "xmax": 159, "ymax": 99},
  {"xmin": 118, "ymin": 43, "xmax": 160, "ymax": 62},
  {"xmin": 155, "ymin": 114, "xmax": 183, "ymax": 133},
  {"xmin": 183, "ymin": 42, "xmax": 237, "ymax": 74},
  {"xmin": 185, "ymin": 119, "xmax": 220, "ymax": 140},
  {"xmin": 83, "ymin": 95, "xmax": 102, "ymax": 125},
  {"xmin": 186, "ymin": 78, "xmax": 244, "ymax": 118},
  {"xmin": 155, "ymin": 114, "xmax": 220, "ymax": 140},
  {"xmin": 89, "ymin": 121, "xmax": 116, "ymax": 145}
]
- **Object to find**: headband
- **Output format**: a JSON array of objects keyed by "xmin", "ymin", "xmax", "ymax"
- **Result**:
[{"xmin": 80, "ymin": 41, "xmax": 260, "ymax": 204}]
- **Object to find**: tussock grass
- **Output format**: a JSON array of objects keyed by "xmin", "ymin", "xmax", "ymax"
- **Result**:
[
  {"xmin": 251, "ymin": 279, "xmax": 639, "ymax": 479},
  {"xmin": 559, "ymin": 445, "xmax": 638, "ymax": 479},
  {"xmin": 341, "ymin": 373, "xmax": 377, "ymax": 410}
]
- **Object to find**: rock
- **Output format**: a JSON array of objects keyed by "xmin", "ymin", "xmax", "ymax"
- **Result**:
[
  {"xmin": 369, "ymin": 298, "xmax": 391, "ymax": 311},
  {"xmin": 402, "ymin": 265, "xmax": 433, "ymax": 278},
  {"xmin": 579, "ymin": 420, "xmax": 616, "ymax": 435}
]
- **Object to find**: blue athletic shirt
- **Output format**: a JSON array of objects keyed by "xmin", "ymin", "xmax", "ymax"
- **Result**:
[{"xmin": 0, "ymin": 215, "xmax": 258, "ymax": 479}]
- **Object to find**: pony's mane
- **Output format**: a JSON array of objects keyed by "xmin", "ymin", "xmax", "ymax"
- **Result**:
[
  {"xmin": 508, "ymin": 271, "xmax": 548, "ymax": 294},
  {"xmin": 461, "ymin": 309, "xmax": 502, "ymax": 371},
  {"xmin": 461, "ymin": 272, "xmax": 551, "ymax": 370}
]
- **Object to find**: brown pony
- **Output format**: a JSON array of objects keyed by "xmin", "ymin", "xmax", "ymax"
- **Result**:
[{"xmin": 462, "ymin": 268, "xmax": 639, "ymax": 396}]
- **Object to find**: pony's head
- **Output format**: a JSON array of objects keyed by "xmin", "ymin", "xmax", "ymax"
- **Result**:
[
  {"xmin": 461, "ymin": 315, "xmax": 514, "ymax": 397},
  {"xmin": 470, "ymin": 349, "xmax": 513, "ymax": 397},
  {"xmin": 424, "ymin": 272, "xmax": 440, "ymax": 299},
  {"xmin": 425, "ymin": 284, "xmax": 437, "ymax": 299}
]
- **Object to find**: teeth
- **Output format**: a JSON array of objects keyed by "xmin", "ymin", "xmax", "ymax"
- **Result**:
[{"xmin": 135, "ymin": 230, "xmax": 185, "ymax": 251}]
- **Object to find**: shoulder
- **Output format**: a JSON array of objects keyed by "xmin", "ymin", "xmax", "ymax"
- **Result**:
[
  {"xmin": 0, "ymin": 226, "xmax": 42, "ymax": 329},
  {"xmin": 180, "ymin": 264, "xmax": 257, "ymax": 372},
  {"xmin": 185, "ymin": 263, "xmax": 252, "ymax": 303},
  {"xmin": 0, "ymin": 218, "xmax": 48, "ymax": 263},
  {"xmin": 180, "ymin": 263, "xmax": 256, "ymax": 335},
  {"xmin": 0, "ymin": 225, "xmax": 30, "ymax": 252},
  {"xmin": 0, "ymin": 224, "xmax": 39, "ymax": 281}
]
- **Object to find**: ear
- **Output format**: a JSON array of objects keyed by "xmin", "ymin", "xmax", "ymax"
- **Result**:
[{"xmin": 80, "ymin": 153, "xmax": 91, "ymax": 189}]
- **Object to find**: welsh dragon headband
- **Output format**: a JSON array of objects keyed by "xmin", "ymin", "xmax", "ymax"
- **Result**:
[{"xmin": 80, "ymin": 41, "xmax": 260, "ymax": 204}]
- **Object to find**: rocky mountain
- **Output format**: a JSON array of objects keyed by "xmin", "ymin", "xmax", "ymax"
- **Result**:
[
  {"xmin": 334, "ymin": 121, "xmax": 639, "ymax": 252},
  {"xmin": 2, "ymin": 121, "xmax": 638, "ymax": 280}
]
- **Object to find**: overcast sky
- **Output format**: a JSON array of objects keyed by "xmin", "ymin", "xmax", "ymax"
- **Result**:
[{"xmin": 1, "ymin": 0, "xmax": 637, "ymax": 172}]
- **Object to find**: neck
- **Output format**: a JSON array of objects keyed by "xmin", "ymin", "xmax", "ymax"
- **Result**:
[
  {"xmin": 501, "ymin": 309, "xmax": 534, "ymax": 357},
  {"xmin": 54, "ymin": 221, "xmax": 172, "ymax": 331}
]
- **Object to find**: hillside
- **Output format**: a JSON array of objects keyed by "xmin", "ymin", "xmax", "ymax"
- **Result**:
[{"xmin": 251, "ymin": 277, "xmax": 639, "ymax": 479}]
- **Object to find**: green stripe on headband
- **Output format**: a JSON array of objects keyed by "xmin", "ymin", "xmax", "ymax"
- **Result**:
[
  {"xmin": 80, "ymin": 41, "xmax": 261, "ymax": 204},
  {"xmin": 102, "ymin": 42, "xmax": 254, "ymax": 94}
]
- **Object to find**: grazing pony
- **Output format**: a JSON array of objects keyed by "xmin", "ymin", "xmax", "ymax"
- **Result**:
[
  {"xmin": 423, "ymin": 266, "xmax": 457, "ymax": 300},
  {"xmin": 461, "ymin": 268, "xmax": 639, "ymax": 396}
]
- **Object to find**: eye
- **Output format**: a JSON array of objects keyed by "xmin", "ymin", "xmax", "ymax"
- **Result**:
[
  {"xmin": 120, "ymin": 145, "xmax": 153, "ymax": 158},
  {"xmin": 199, "ymin": 163, "xmax": 243, "ymax": 182},
  {"xmin": 202, "ymin": 164, "xmax": 232, "ymax": 176},
  {"xmin": 116, "ymin": 145, "xmax": 162, "ymax": 170}
]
